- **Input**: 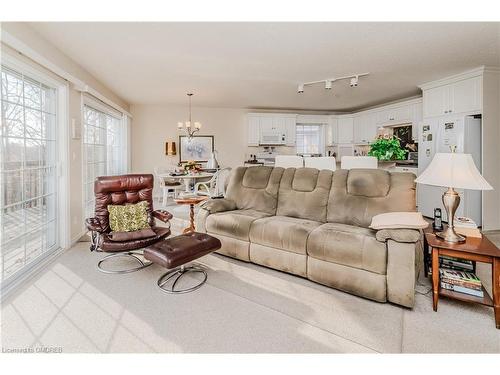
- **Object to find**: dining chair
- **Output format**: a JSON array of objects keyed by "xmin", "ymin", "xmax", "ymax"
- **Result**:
[
  {"xmin": 304, "ymin": 156, "xmax": 336, "ymax": 171},
  {"xmin": 154, "ymin": 166, "xmax": 184, "ymax": 206},
  {"xmin": 194, "ymin": 167, "xmax": 232, "ymax": 197},
  {"xmin": 275, "ymin": 155, "xmax": 304, "ymax": 168},
  {"xmin": 340, "ymin": 156, "xmax": 378, "ymax": 170}
]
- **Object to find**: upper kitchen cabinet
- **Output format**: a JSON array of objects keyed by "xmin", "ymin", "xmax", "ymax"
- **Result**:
[
  {"xmin": 247, "ymin": 114, "xmax": 260, "ymax": 146},
  {"xmin": 354, "ymin": 112, "xmax": 378, "ymax": 144},
  {"xmin": 337, "ymin": 116, "xmax": 354, "ymax": 143},
  {"xmin": 376, "ymin": 104, "xmax": 411, "ymax": 124},
  {"xmin": 247, "ymin": 113, "xmax": 296, "ymax": 146},
  {"xmin": 421, "ymin": 74, "xmax": 482, "ymax": 118}
]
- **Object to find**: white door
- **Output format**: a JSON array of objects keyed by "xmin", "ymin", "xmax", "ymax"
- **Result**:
[{"xmin": 1, "ymin": 65, "xmax": 59, "ymax": 285}]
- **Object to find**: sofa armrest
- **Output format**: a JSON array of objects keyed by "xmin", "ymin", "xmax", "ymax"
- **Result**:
[
  {"xmin": 375, "ymin": 228, "xmax": 421, "ymax": 243},
  {"xmin": 200, "ymin": 198, "xmax": 236, "ymax": 214},
  {"xmin": 152, "ymin": 209, "xmax": 173, "ymax": 223},
  {"xmin": 85, "ymin": 217, "xmax": 106, "ymax": 233}
]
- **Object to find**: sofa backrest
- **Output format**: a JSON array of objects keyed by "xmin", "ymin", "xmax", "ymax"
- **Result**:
[
  {"xmin": 225, "ymin": 166, "xmax": 284, "ymax": 214},
  {"xmin": 327, "ymin": 169, "xmax": 416, "ymax": 228},
  {"xmin": 277, "ymin": 168, "xmax": 333, "ymax": 222}
]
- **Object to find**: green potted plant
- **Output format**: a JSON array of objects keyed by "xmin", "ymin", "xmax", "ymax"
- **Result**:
[{"xmin": 368, "ymin": 135, "xmax": 407, "ymax": 161}]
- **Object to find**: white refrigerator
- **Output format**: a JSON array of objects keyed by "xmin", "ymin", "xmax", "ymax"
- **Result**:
[{"xmin": 417, "ymin": 115, "xmax": 482, "ymax": 225}]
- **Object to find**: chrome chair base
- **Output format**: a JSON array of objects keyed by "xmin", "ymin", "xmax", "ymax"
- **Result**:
[
  {"xmin": 97, "ymin": 251, "xmax": 153, "ymax": 274},
  {"xmin": 157, "ymin": 265, "xmax": 207, "ymax": 294}
]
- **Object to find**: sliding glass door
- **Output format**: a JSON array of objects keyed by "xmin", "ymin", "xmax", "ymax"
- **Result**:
[
  {"xmin": 1, "ymin": 65, "xmax": 58, "ymax": 283},
  {"xmin": 83, "ymin": 103, "xmax": 126, "ymax": 219}
]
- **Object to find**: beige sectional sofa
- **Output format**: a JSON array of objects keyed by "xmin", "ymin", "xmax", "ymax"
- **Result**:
[{"xmin": 196, "ymin": 166, "xmax": 423, "ymax": 308}]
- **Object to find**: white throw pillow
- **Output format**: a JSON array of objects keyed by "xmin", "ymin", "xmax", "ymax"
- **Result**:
[{"xmin": 369, "ymin": 212, "xmax": 429, "ymax": 230}]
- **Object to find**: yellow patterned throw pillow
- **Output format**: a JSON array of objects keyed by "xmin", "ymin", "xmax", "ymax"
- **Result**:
[{"xmin": 108, "ymin": 201, "xmax": 150, "ymax": 232}]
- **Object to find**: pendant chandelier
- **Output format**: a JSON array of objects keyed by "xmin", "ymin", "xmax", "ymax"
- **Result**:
[{"xmin": 177, "ymin": 93, "xmax": 201, "ymax": 139}]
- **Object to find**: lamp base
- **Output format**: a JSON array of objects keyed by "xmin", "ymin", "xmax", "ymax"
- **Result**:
[
  {"xmin": 436, "ymin": 227, "xmax": 465, "ymax": 243},
  {"xmin": 437, "ymin": 187, "xmax": 466, "ymax": 243}
]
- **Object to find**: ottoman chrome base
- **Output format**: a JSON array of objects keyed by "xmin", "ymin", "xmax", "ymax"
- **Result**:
[
  {"xmin": 157, "ymin": 264, "xmax": 207, "ymax": 294},
  {"xmin": 97, "ymin": 251, "xmax": 153, "ymax": 274}
]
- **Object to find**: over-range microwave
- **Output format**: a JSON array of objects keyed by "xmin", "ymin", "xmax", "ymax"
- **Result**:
[{"xmin": 260, "ymin": 131, "xmax": 286, "ymax": 145}]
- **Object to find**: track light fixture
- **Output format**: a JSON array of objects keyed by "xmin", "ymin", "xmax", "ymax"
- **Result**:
[
  {"xmin": 297, "ymin": 72, "xmax": 368, "ymax": 94},
  {"xmin": 350, "ymin": 75, "xmax": 359, "ymax": 87}
]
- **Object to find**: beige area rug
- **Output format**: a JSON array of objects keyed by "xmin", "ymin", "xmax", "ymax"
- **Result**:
[{"xmin": 1, "ymin": 240, "xmax": 499, "ymax": 353}]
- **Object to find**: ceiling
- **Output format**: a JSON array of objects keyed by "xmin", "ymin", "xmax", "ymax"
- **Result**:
[{"xmin": 28, "ymin": 22, "xmax": 500, "ymax": 111}]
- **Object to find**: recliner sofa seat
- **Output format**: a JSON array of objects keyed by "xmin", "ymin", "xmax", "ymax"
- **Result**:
[{"xmin": 197, "ymin": 166, "xmax": 422, "ymax": 308}]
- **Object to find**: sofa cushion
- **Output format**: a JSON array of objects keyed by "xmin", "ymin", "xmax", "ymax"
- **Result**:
[
  {"xmin": 205, "ymin": 209, "xmax": 271, "ymax": 241},
  {"xmin": 250, "ymin": 215, "xmax": 322, "ymax": 254},
  {"xmin": 276, "ymin": 168, "xmax": 333, "ymax": 222},
  {"xmin": 225, "ymin": 167, "xmax": 284, "ymax": 215},
  {"xmin": 307, "ymin": 222, "xmax": 387, "ymax": 275},
  {"xmin": 327, "ymin": 169, "xmax": 416, "ymax": 228}
]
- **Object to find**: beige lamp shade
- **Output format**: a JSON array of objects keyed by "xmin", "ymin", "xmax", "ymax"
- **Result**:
[
  {"xmin": 415, "ymin": 153, "xmax": 492, "ymax": 190},
  {"xmin": 165, "ymin": 141, "xmax": 177, "ymax": 156}
]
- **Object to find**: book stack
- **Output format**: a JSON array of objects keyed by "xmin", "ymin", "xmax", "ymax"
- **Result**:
[
  {"xmin": 439, "ymin": 268, "xmax": 484, "ymax": 297},
  {"xmin": 427, "ymin": 255, "xmax": 473, "ymax": 275},
  {"xmin": 453, "ymin": 216, "xmax": 482, "ymax": 238}
]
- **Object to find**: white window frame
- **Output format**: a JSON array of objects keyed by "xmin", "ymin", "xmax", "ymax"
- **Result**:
[
  {"xmin": 81, "ymin": 96, "xmax": 127, "ymax": 222},
  {"xmin": 295, "ymin": 123, "xmax": 326, "ymax": 156},
  {"xmin": 1, "ymin": 52, "xmax": 70, "ymax": 296}
]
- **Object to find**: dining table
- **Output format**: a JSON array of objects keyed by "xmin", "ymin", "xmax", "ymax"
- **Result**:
[{"xmin": 158, "ymin": 172, "xmax": 214, "ymax": 193}]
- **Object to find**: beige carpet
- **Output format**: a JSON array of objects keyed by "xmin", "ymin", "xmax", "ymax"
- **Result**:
[{"xmin": 1, "ymin": 233, "xmax": 500, "ymax": 353}]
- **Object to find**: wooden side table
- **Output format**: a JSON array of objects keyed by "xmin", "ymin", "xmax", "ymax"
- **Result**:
[
  {"xmin": 423, "ymin": 226, "xmax": 500, "ymax": 329},
  {"xmin": 174, "ymin": 196, "xmax": 208, "ymax": 233}
]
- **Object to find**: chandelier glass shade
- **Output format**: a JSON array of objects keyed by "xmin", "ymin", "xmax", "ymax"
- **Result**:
[{"xmin": 178, "ymin": 93, "xmax": 201, "ymax": 138}]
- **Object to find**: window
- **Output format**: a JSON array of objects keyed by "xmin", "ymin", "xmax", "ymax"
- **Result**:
[
  {"xmin": 1, "ymin": 65, "xmax": 58, "ymax": 284},
  {"xmin": 83, "ymin": 103, "xmax": 126, "ymax": 219},
  {"xmin": 296, "ymin": 124, "xmax": 324, "ymax": 155}
]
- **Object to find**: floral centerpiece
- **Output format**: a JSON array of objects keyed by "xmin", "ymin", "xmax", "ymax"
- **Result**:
[
  {"xmin": 368, "ymin": 135, "xmax": 407, "ymax": 161},
  {"xmin": 183, "ymin": 160, "xmax": 202, "ymax": 174}
]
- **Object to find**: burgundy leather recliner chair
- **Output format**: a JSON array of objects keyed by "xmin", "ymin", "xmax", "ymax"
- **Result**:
[{"xmin": 85, "ymin": 174, "xmax": 173, "ymax": 273}]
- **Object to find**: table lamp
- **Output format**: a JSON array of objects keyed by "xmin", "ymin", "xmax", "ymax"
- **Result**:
[{"xmin": 415, "ymin": 152, "xmax": 493, "ymax": 243}]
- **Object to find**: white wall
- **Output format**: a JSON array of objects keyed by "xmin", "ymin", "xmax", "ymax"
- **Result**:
[
  {"xmin": 1, "ymin": 23, "xmax": 130, "ymax": 242},
  {"xmin": 131, "ymin": 104, "xmax": 247, "ymax": 177}
]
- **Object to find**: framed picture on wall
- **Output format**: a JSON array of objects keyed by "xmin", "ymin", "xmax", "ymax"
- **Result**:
[{"xmin": 179, "ymin": 135, "xmax": 214, "ymax": 163}]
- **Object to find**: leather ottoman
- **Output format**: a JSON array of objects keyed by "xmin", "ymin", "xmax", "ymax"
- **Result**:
[{"xmin": 144, "ymin": 232, "xmax": 221, "ymax": 293}]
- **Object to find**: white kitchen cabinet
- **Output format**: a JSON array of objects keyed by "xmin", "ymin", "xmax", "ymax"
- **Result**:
[
  {"xmin": 326, "ymin": 117, "xmax": 338, "ymax": 146},
  {"xmin": 410, "ymin": 101, "xmax": 423, "ymax": 140},
  {"xmin": 259, "ymin": 117, "xmax": 275, "ymax": 133},
  {"xmin": 353, "ymin": 112, "xmax": 378, "ymax": 144},
  {"xmin": 337, "ymin": 116, "xmax": 354, "ymax": 143},
  {"xmin": 450, "ymin": 76, "xmax": 482, "ymax": 114},
  {"xmin": 376, "ymin": 104, "xmax": 411, "ymax": 124},
  {"xmin": 422, "ymin": 85, "xmax": 448, "ymax": 117},
  {"xmin": 247, "ymin": 115, "xmax": 260, "ymax": 146},
  {"xmin": 364, "ymin": 113, "xmax": 378, "ymax": 144},
  {"xmin": 353, "ymin": 115, "xmax": 365, "ymax": 143},
  {"xmin": 285, "ymin": 117, "xmax": 296, "ymax": 146},
  {"xmin": 422, "ymin": 76, "xmax": 482, "ymax": 117}
]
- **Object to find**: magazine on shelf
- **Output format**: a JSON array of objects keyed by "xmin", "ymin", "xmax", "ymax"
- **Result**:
[
  {"xmin": 439, "ymin": 269, "xmax": 482, "ymax": 284},
  {"xmin": 441, "ymin": 282, "xmax": 484, "ymax": 298}
]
